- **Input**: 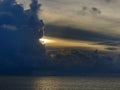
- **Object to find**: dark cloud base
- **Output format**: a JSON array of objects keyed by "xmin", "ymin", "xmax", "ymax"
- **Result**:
[
  {"xmin": 45, "ymin": 24, "xmax": 120, "ymax": 42},
  {"xmin": 0, "ymin": 0, "xmax": 50, "ymax": 75}
]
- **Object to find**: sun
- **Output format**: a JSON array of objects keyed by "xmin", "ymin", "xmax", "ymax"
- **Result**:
[
  {"xmin": 39, "ymin": 37, "xmax": 55, "ymax": 45},
  {"xmin": 39, "ymin": 38, "xmax": 50, "ymax": 44}
]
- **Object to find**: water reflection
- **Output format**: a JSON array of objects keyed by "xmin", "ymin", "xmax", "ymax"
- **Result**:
[
  {"xmin": 34, "ymin": 77, "xmax": 60, "ymax": 90},
  {"xmin": 0, "ymin": 77, "xmax": 35, "ymax": 90},
  {"xmin": 0, "ymin": 77, "xmax": 120, "ymax": 90}
]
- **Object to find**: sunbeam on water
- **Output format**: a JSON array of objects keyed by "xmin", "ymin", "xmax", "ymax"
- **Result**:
[{"xmin": 1, "ymin": 77, "xmax": 120, "ymax": 90}]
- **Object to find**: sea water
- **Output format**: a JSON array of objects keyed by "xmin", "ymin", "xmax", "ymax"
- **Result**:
[{"xmin": 0, "ymin": 77, "xmax": 120, "ymax": 90}]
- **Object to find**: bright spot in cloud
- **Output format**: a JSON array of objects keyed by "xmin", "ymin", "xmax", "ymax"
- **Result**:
[
  {"xmin": 39, "ymin": 37, "xmax": 55, "ymax": 44},
  {"xmin": 39, "ymin": 36, "xmax": 120, "ymax": 52},
  {"xmin": 39, "ymin": 36, "xmax": 120, "ymax": 53}
]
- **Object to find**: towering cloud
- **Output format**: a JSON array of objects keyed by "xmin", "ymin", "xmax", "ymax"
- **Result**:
[{"xmin": 0, "ymin": 0, "xmax": 47, "ymax": 74}]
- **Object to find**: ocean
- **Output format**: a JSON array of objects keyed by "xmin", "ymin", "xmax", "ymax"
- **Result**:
[{"xmin": 0, "ymin": 76, "xmax": 120, "ymax": 90}]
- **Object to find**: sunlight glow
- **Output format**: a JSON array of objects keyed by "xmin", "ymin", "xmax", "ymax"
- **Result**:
[
  {"xmin": 39, "ymin": 38, "xmax": 55, "ymax": 44},
  {"xmin": 39, "ymin": 36, "xmax": 120, "ymax": 52}
]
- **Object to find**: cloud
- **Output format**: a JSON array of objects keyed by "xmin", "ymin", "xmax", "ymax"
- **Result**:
[
  {"xmin": 0, "ymin": 0, "xmax": 44, "ymax": 29},
  {"xmin": 1, "ymin": 0, "xmax": 120, "ymax": 75},
  {"xmin": 105, "ymin": 0, "xmax": 112, "ymax": 3},
  {"xmin": 46, "ymin": 47, "xmax": 120, "ymax": 74},
  {"xmin": 0, "ymin": 25, "xmax": 17, "ymax": 30},
  {"xmin": 80, "ymin": 6, "xmax": 101, "ymax": 16},
  {"xmin": 98, "ymin": 41, "xmax": 120, "ymax": 46},
  {"xmin": 0, "ymin": 0, "xmax": 48, "ymax": 74},
  {"xmin": 91, "ymin": 7, "xmax": 101, "ymax": 14},
  {"xmin": 45, "ymin": 24, "xmax": 120, "ymax": 42},
  {"xmin": 44, "ymin": 24, "xmax": 120, "ymax": 53},
  {"xmin": 106, "ymin": 47, "xmax": 118, "ymax": 51},
  {"xmin": 103, "ymin": 0, "xmax": 117, "ymax": 3},
  {"xmin": 40, "ymin": 0, "xmax": 120, "ymax": 37}
]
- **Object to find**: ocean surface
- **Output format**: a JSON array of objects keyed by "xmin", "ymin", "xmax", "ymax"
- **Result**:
[{"xmin": 0, "ymin": 76, "xmax": 120, "ymax": 90}]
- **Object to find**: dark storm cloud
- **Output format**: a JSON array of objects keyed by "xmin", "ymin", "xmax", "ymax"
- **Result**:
[
  {"xmin": 0, "ymin": 0, "xmax": 44, "ymax": 29},
  {"xmin": 0, "ymin": 0, "xmax": 52, "ymax": 75},
  {"xmin": 47, "ymin": 46, "xmax": 120, "ymax": 75},
  {"xmin": 45, "ymin": 24, "xmax": 120, "ymax": 42},
  {"xmin": 45, "ymin": 24, "xmax": 120, "ymax": 53}
]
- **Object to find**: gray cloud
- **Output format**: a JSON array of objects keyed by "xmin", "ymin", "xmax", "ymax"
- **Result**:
[
  {"xmin": 105, "ymin": 0, "xmax": 112, "ymax": 3},
  {"xmin": 91, "ymin": 7, "xmax": 101, "ymax": 14},
  {"xmin": 79, "ymin": 6, "xmax": 101, "ymax": 16},
  {"xmin": 98, "ymin": 41, "xmax": 120, "ymax": 47},
  {"xmin": 106, "ymin": 47, "xmax": 118, "ymax": 51},
  {"xmin": 45, "ymin": 24, "xmax": 120, "ymax": 42}
]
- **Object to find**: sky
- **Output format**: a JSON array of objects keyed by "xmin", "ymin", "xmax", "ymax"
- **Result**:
[
  {"xmin": 17, "ymin": 0, "xmax": 120, "ymax": 52},
  {"xmin": 1, "ymin": 0, "xmax": 120, "ymax": 75},
  {"xmin": 17, "ymin": 0, "xmax": 120, "ymax": 35},
  {"xmin": 39, "ymin": 0, "xmax": 120, "ymax": 36}
]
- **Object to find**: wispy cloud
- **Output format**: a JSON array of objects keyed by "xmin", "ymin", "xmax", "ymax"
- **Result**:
[
  {"xmin": 38, "ymin": 0, "xmax": 120, "ymax": 37},
  {"xmin": 18, "ymin": 0, "xmax": 120, "ymax": 52}
]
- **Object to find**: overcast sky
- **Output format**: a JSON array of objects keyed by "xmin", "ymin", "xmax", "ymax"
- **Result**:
[
  {"xmin": 17, "ymin": 0, "xmax": 120, "ymax": 52},
  {"xmin": 17, "ymin": 0, "xmax": 120, "ymax": 36},
  {"xmin": 37, "ymin": 0, "xmax": 120, "ymax": 37}
]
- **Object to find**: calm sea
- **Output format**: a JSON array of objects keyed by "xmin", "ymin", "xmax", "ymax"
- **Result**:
[{"xmin": 0, "ymin": 76, "xmax": 120, "ymax": 90}]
